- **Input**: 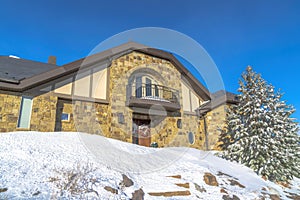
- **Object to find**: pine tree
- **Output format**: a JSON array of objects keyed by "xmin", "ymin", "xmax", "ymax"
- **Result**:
[{"xmin": 220, "ymin": 66, "xmax": 300, "ymax": 182}]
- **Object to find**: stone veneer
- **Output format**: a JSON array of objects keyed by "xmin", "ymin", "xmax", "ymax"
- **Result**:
[
  {"xmin": 0, "ymin": 92, "xmax": 111, "ymax": 134},
  {"xmin": 182, "ymin": 114, "xmax": 206, "ymax": 149},
  {"xmin": 55, "ymin": 99, "xmax": 75, "ymax": 132},
  {"xmin": 30, "ymin": 94, "xmax": 58, "ymax": 132},
  {"xmin": 205, "ymin": 105, "xmax": 227, "ymax": 150},
  {"xmin": 54, "ymin": 99, "xmax": 110, "ymax": 137},
  {"xmin": 0, "ymin": 92, "xmax": 58, "ymax": 132},
  {"xmin": 72, "ymin": 100, "xmax": 110, "ymax": 136},
  {"xmin": 0, "ymin": 93, "xmax": 21, "ymax": 132}
]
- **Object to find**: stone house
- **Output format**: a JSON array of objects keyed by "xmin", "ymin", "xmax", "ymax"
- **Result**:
[{"xmin": 0, "ymin": 42, "xmax": 238, "ymax": 150}]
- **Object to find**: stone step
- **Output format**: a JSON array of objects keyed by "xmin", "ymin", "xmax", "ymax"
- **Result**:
[
  {"xmin": 166, "ymin": 175, "xmax": 182, "ymax": 179},
  {"xmin": 148, "ymin": 190, "xmax": 191, "ymax": 197},
  {"xmin": 175, "ymin": 183, "xmax": 190, "ymax": 188}
]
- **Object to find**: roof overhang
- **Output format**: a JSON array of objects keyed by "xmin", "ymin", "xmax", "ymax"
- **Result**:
[{"xmin": 196, "ymin": 91, "xmax": 239, "ymax": 117}]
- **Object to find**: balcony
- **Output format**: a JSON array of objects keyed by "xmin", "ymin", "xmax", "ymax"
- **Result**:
[{"xmin": 127, "ymin": 83, "xmax": 181, "ymax": 112}]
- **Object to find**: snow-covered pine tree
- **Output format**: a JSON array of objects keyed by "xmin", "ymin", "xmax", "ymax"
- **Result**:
[{"xmin": 220, "ymin": 66, "xmax": 300, "ymax": 182}]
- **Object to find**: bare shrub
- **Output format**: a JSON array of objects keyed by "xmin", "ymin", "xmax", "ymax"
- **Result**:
[{"xmin": 49, "ymin": 162, "xmax": 100, "ymax": 199}]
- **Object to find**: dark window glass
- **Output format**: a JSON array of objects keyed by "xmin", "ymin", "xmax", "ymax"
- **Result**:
[
  {"xmin": 135, "ymin": 76, "xmax": 142, "ymax": 98},
  {"xmin": 188, "ymin": 132, "xmax": 195, "ymax": 144},
  {"xmin": 61, "ymin": 113, "xmax": 70, "ymax": 121},
  {"xmin": 177, "ymin": 119, "xmax": 182, "ymax": 128},
  {"xmin": 154, "ymin": 85, "xmax": 159, "ymax": 97},
  {"xmin": 145, "ymin": 78, "xmax": 152, "ymax": 96}
]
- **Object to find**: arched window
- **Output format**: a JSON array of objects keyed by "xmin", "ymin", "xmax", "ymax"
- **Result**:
[{"xmin": 133, "ymin": 75, "xmax": 159, "ymax": 98}]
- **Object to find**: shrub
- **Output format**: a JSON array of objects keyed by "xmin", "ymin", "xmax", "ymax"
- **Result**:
[{"xmin": 49, "ymin": 162, "xmax": 100, "ymax": 199}]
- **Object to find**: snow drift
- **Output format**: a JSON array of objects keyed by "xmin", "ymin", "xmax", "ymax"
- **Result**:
[{"xmin": 0, "ymin": 132, "xmax": 299, "ymax": 199}]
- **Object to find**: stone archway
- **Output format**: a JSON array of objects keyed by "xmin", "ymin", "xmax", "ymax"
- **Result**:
[{"xmin": 127, "ymin": 67, "xmax": 166, "ymax": 87}]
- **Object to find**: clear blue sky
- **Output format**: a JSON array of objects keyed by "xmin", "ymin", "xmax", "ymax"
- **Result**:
[{"xmin": 1, "ymin": 0, "xmax": 299, "ymax": 121}]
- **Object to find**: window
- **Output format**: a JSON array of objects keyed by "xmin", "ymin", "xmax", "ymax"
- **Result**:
[
  {"xmin": 154, "ymin": 85, "xmax": 159, "ymax": 97},
  {"xmin": 188, "ymin": 132, "xmax": 195, "ymax": 144},
  {"xmin": 145, "ymin": 78, "xmax": 152, "ymax": 96},
  {"xmin": 17, "ymin": 96, "xmax": 33, "ymax": 128},
  {"xmin": 135, "ymin": 76, "xmax": 142, "ymax": 98},
  {"xmin": 61, "ymin": 113, "xmax": 70, "ymax": 121},
  {"xmin": 177, "ymin": 119, "xmax": 182, "ymax": 129},
  {"xmin": 133, "ymin": 75, "xmax": 159, "ymax": 98}
]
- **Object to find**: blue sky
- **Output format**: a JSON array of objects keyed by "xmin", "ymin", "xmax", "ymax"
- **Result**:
[{"xmin": 1, "ymin": 0, "xmax": 300, "ymax": 120}]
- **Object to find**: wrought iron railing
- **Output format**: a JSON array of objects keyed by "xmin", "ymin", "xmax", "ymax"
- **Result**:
[{"xmin": 127, "ymin": 83, "xmax": 179, "ymax": 104}]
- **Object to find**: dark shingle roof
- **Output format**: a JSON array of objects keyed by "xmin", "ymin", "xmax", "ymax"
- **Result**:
[
  {"xmin": 211, "ymin": 90, "xmax": 238, "ymax": 102},
  {"xmin": 0, "ymin": 56, "xmax": 58, "ymax": 83}
]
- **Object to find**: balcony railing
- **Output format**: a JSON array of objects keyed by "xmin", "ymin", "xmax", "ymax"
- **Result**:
[{"xmin": 127, "ymin": 83, "xmax": 180, "ymax": 111}]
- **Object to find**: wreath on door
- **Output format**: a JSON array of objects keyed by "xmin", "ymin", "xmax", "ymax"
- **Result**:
[{"xmin": 139, "ymin": 124, "xmax": 150, "ymax": 137}]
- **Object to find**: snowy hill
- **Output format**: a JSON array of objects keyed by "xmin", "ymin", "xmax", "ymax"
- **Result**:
[{"xmin": 0, "ymin": 132, "xmax": 299, "ymax": 199}]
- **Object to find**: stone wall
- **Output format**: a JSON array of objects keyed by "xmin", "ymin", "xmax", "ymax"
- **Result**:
[
  {"xmin": 55, "ymin": 99, "xmax": 76, "ymax": 132},
  {"xmin": 0, "ymin": 93, "xmax": 21, "ymax": 132},
  {"xmin": 182, "ymin": 113, "xmax": 206, "ymax": 149},
  {"xmin": 151, "ymin": 116, "xmax": 179, "ymax": 147},
  {"xmin": 205, "ymin": 105, "xmax": 227, "ymax": 150},
  {"xmin": 149, "ymin": 113, "xmax": 206, "ymax": 149},
  {"xmin": 61, "ymin": 100, "xmax": 110, "ymax": 136},
  {"xmin": 0, "ymin": 92, "xmax": 58, "ymax": 132},
  {"xmin": 30, "ymin": 94, "xmax": 58, "ymax": 132}
]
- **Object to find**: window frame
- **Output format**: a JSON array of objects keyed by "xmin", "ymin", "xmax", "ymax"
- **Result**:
[
  {"xmin": 61, "ymin": 113, "xmax": 71, "ymax": 122},
  {"xmin": 17, "ymin": 96, "xmax": 33, "ymax": 129},
  {"xmin": 133, "ymin": 74, "xmax": 159, "ymax": 98}
]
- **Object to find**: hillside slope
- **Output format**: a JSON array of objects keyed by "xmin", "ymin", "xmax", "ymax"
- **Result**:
[{"xmin": 0, "ymin": 132, "xmax": 299, "ymax": 199}]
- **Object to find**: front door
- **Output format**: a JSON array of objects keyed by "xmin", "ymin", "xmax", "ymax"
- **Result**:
[{"xmin": 132, "ymin": 119, "xmax": 151, "ymax": 147}]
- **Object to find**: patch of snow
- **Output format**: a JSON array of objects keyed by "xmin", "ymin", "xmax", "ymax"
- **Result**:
[
  {"xmin": 8, "ymin": 55, "xmax": 20, "ymax": 59},
  {"xmin": 0, "ymin": 131, "xmax": 298, "ymax": 199}
]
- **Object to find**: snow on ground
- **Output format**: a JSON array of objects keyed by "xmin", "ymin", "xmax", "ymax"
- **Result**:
[{"xmin": 0, "ymin": 131, "xmax": 299, "ymax": 199}]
